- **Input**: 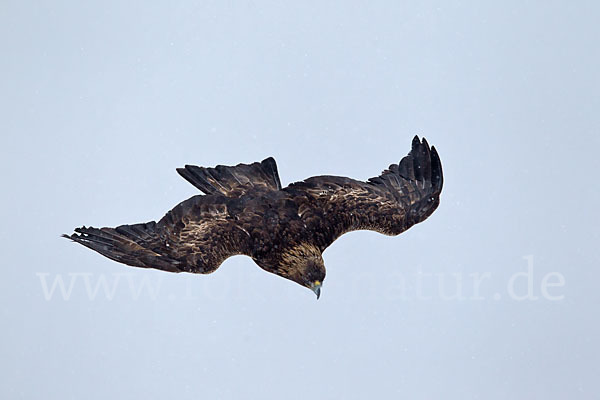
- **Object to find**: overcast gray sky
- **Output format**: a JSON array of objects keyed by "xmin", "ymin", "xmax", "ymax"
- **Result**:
[{"xmin": 1, "ymin": 1, "xmax": 599, "ymax": 399}]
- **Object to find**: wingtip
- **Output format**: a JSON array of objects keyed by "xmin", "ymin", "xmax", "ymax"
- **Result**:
[
  {"xmin": 429, "ymin": 145, "xmax": 443, "ymax": 193},
  {"xmin": 412, "ymin": 135, "xmax": 421, "ymax": 147}
]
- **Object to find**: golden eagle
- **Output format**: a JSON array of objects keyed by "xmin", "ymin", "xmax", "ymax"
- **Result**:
[{"xmin": 64, "ymin": 136, "xmax": 443, "ymax": 298}]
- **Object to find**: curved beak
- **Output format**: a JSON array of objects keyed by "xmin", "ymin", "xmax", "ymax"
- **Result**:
[
  {"xmin": 312, "ymin": 286, "xmax": 321, "ymax": 299},
  {"xmin": 310, "ymin": 282, "xmax": 322, "ymax": 299}
]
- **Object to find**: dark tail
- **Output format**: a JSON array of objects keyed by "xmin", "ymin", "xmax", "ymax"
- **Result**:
[
  {"xmin": 176, "ymin": 157, "xmax": 282, "ymax": 197},
  {"xmin": 63, "ymin": 222, "xmax": 182, "ymax": 272}
]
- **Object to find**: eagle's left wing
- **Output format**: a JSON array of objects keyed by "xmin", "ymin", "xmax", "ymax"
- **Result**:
[{"xmin": 284, "ymin": 136, "xmax": 443, "ymax": 251}]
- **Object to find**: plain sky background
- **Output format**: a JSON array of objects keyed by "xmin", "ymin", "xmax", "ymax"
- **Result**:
[{"xmin": 1, "ymin": 1, "xmax": 599, "ymax": 399}]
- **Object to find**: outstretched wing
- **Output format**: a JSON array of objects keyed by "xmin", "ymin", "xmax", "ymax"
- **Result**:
[
  {"xmin": 177, "ymin": 157, "xmax": 281, "ymax": 197},
  {"xmin": 284, "ymin": 136, "xmax": 443, "ymax": 251},
  {"xmin": 63, "ymin": 195, "xmax": 252, "ymax": 274}
]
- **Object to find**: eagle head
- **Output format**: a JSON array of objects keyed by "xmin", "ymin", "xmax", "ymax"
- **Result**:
[{"xmin": 277, "ymin": 243, "xmax": 326, "ymax": 299}]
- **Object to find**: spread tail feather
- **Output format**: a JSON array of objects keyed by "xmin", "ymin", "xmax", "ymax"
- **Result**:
[{"xmin": 176, "ymin": 157, "xmax": 282, "ymax": 197}]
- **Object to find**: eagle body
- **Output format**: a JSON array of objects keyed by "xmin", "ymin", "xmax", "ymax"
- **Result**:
[{"xmin": 65, "ymin": 136, "xmax": 443, "ymax": 297}]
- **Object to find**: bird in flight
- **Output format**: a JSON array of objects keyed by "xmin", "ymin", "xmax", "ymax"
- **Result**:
[{"xmin": 64, "ymin": 136, "xmax": 443, "ymax": 298}]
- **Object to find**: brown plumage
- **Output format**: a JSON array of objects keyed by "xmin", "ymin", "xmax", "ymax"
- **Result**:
[{"xmin": 64, "ymin": 136, "xmax": 443, "ymax": 298}]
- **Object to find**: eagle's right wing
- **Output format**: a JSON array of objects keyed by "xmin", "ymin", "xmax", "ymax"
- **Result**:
[
  {"xmin": 65, "ymin": 158, "xmax": 282, "ymax": 273},
  {"xmin": 64, "ymin": 195, "xmax": 253, "ymax": 274},
  {"xmin": 285, "ymin": 136, "xmax": 443, "ymax": 251}
]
